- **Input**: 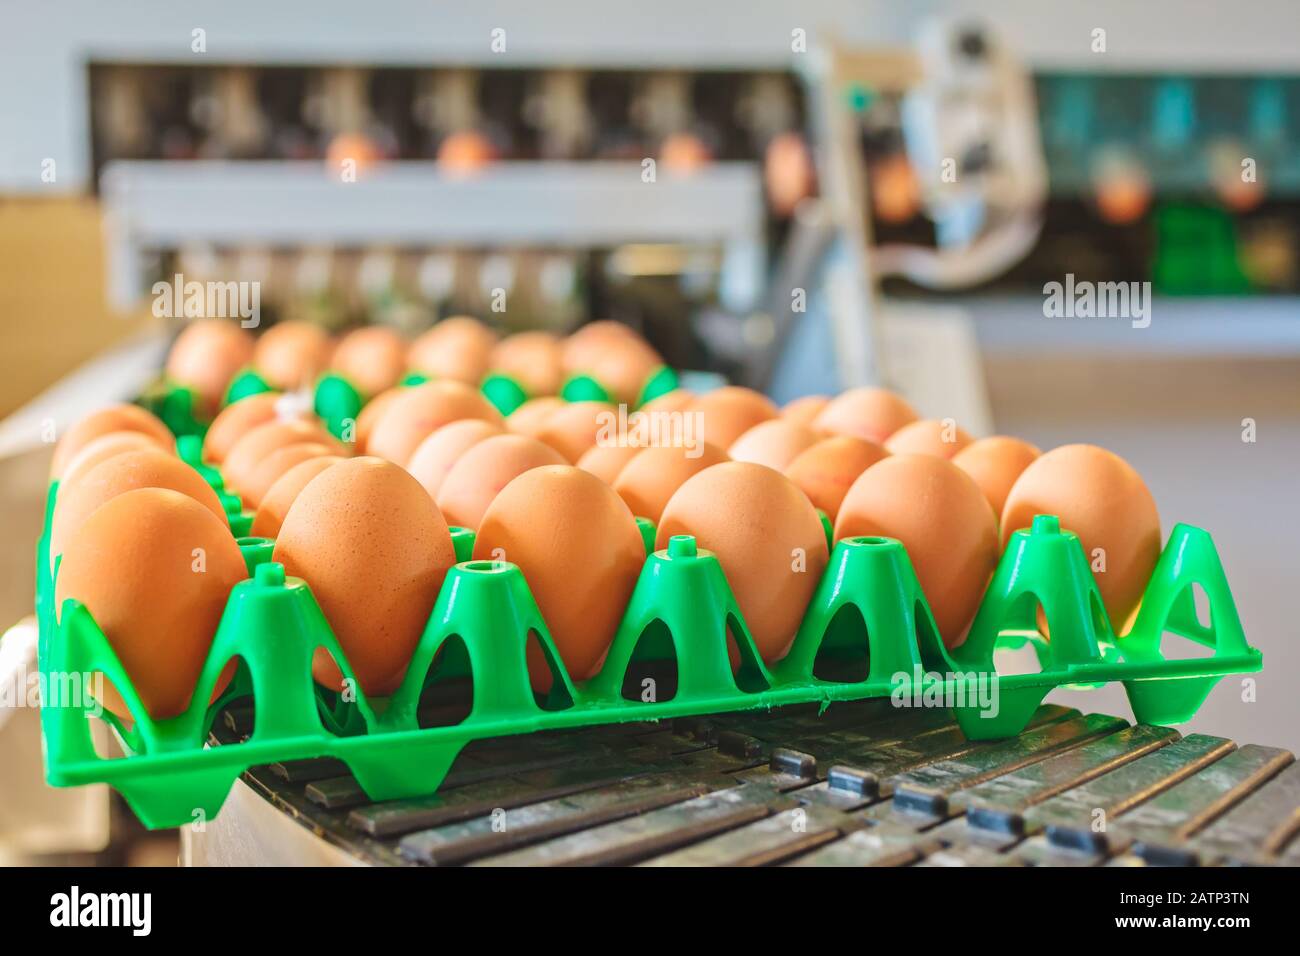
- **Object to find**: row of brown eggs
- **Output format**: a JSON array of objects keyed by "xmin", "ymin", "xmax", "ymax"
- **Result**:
[
  {"xmin": 164, "ymin": 315, "xmax": 665, "ymax": 415},
  {"xmin": 47, "ymin": 377, "xmax": 1161, "ymax": 724}
]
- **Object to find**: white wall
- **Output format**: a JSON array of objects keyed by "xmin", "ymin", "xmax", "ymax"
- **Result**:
[{"xmin": 3, "ymin": 0, "xmax": 1298, "ymax": 191}]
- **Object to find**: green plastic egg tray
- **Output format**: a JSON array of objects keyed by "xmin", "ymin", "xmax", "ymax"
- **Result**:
[{"xmin": 36, "ymin": 412, "xmax": 1261, "ymax": 830}]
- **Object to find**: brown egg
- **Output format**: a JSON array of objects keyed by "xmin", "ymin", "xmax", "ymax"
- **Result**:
[
  {"xmin": 572, "ymin": 337, "xmax": 663, "ymax": 405},
  {"xmin": 638, "ymin": 389, "xmax": 695, "ymax": 416},
  {"xmin": 273, "ymin": 458, "xmax": 456, "ymax": 696},
  {"xmin": 765, "ymin": 131, "xmax": 816, "ymax": 217},
  {"xmin": 165, "ymin": 319, "xmax": 255, "ymax": 418},
  {"xmin": 952, "ymin": 437, "xmax": 1042, "ymax": 518},
  {"xmin": 781, "ymin": 395, "xmax": 831, "ymax": 428},
  {"xmin": 240, "ymin": 442, "xmax": 336, "ymax": 508},
  {"xmin": 59, "ymin": 431, "xmax": 166, "ymax": 493},
  {"xmin": 883, "ymin": 418, "xmax": 974, "ymax": 459},
  {"xmin": 222, "ymin": 418, "xmax": 342, "ymax": 499},
  {"xmin": 729, "ymin": 420, "xmax": 821, "ymax": 471},
  {"xmin": 576, "ymin": 443, "xmax": 642, "ymax": 485},
  {"xmin": 253, "ymin": 321, "xmax": 333, "ymax": 391},
  {"xmin": 613, "ymin": 442, "xmax": 730, "ymax": 525},
  {"xmin": 1000, "ymin": 444, "xmax": 1161, "ymax": 630},
  {"xmin": 784, "ymin": 436, "xmax": 890, "ymax": 521},
  {"xmin": 562, "ymin": 321, "xmax": 645, "ymax": 376},
  {"xmin": 812, "ymin": 387, "xmax": 918, "ymax": 443},
  {"xmin": 657, "ymin": 462, "xmax": 827, "ymax": 662},
  {"xmin": 202, "ymin": 391, "xmax": 291, "ymax": 463},
  {"xmin": 50, "ymin": 404, "xmax": 173, "ymax": 478},
  {"xmin": 407, "ymin": 316, "xmax": 499, "ymax": 385},
  {"xmin": 437, "ymin": 435, "xmax": 567, "ymax": 529},
  {"xmin": 406, "ymin": 419, "xmax": 505, "ymax": 497},
  {"xmin": 55, "ymin": 488, "xmax": 247, "ymax": 719},
  {"xmin": 536, "ymin": 401, "xmax": 616, "ymax": 462},
  {"xmin": 690, "ymin": 387, "xmax": 780, "ymax": 449},
  {"xmin": 331, "ymin": 326, "xmax": 408, "ymax": 397},
  {"xmin": 659, "ymin": 132, "xmax": 714, "ymax": 172},
  {"xmin": 51, "ymin": 447, "xmax": 228, "ymax": 572},
  {"xmin": 437, "ymin": 130, "xmax": 496, "ymax": 173},
  {"xmin": 366, "ymin": 380, "xmax": 505, "ymax": 466},
  {"xmin": 474, "ymin": 465, "xmax": 645, "ymax": 690},
  {"xmin": 354, "ymin": 387, "xmax": 403, "ymax": 453},
  {"xmin": 834, "ymin": 454, "xmax": 998, "ymax": 647},
  {"xmin": 490, "ymin": 331, "xmax": 564, "ymax": 396},
  {"xmin": 506, "ymin": 397, "xmax": 567, "ymax": 439},
  {"xmin": 250, "ymin": 455, "xmax": 345, "ymax": 539}
]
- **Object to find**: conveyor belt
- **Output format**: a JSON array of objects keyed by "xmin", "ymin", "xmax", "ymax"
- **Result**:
[{"xmin": 209, "ymin": 698, "xmax": 1297, "ymax": 866}]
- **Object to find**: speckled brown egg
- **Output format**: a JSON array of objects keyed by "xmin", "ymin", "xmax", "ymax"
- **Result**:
[
  {"xmin": 250, "ymin": 455, "xmax": 345, "ymax": 539},
  {"xmin": 690, "ymin": 387, "xmax": 780, "ymax": 449},
  {"xmin": 437, "ymin": 434, "xmax": 567, "ymax": 529},
  {"xmin": 51, "ymin": 447, "xmax": 228, "ymax": 572},
  {"xmin": 273, "ymin": 457, "xmax": 456, "ymax": 696},
  {"xmin": 222, "ymin": 418, "xmax": 342, "ymax": 499},
  {"xmin": 536, "ymin": 400, "xmax": 616, "ymax": 462},
  {"xmin": 1000, "ymin": 444, "xmax": 1161, "ymax": 631},
  {"xmin": 165, "ymin": 319, "xmax": 255, "ymax": 418},
  {"xmin": 490, "ymin": 331, "xmax": 565, "ymax": 396},
  {"xmin": 612, "ymin": 442, "xmax": 730, "ymax": 525},
  {"xmin": 729, "ymin": 420, "xmax": 821, "ymax": 471},
  {"xmin": 474, "ymin": 465, "xmax": 645, "ymax": 690},
  {"xmin": 834, "ymin": 454, "xmax": 998, "ymax": 647},
  {"xmin": 366, "ymin": 380, "xmax": 504, "ymax": 466},
  {"xmin": 55, "ymin": 488, "xmax": 247, "ymax": 719},
  {"xmin": 331, "ymin": 326, "xmax": 408, "ymax": 397},
  {"xmin": 952, "ymin": 436, "xmax": 1041, "ymax": 518},
  {"xmin": 253, "ymin": 321, "xmax": 333, "ymax": 391},
  {"xmin": 51, "ymin": 404, "xmax": 173, "ymax": 478},
  {"xmin": 657, "ymin": 461, "xmax": 828, "ymax": 662},
  {"xmin": 812, "ymin": 387, "xmax": 918, "ymax": 443},
  {"xmin": 406, "ymin": 418, "xmax": 505, "ymax": 498},
  {"xmin": 784, "ymin": 435, "xmax": 889, "ymax": 521},
  {"xmin": 407, "ymin": 316, "xmax": 499, "ymax": 385},
  {"xmin": 883, "ymin": 418, "xmax": 973, "ymax": 459}
]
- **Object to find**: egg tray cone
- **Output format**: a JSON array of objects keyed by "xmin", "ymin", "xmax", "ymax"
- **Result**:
[{"xmin": 36, "ymin": 456, "xmax": 1263, "ymax": 830}]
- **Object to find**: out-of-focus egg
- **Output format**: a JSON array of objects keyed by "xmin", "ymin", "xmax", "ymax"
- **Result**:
[
  {"xmin": 55, "ymin": 488, "xmax": 247, "ymax": 719},
  {"xmin": 729, "ymin": 420, "xmax": 821, "ymax": 471},
  {"xmin": 253, "ymin": 321, "xmax": 333, "ymax": 391},
  {"xmin": 883, "ymin": 419, "xmax": 973, "ymax": 459},
  {"xmin": 781, "ymin": 395, "xmax": 831, "ymax": 428},
  {"xmin": 570, "ymin": 337, "xmax": 663, "ymax": 405},
  {"xmin": 690, "ymin": 387, "xmax": 780, "ymax": 449},
  {"xmin": 50, "ymin": 448, "xmax": 228, "ymax": 572},
  {"xmin": 490, "ymin": 331, "xmax": 564, "ymax": 397},
  {"xmin": 765, "ymin": 131, "xmax": 816, "ymax": 217},
  {"xmin": 657, "ymin": 462, "xmax": 827, "ymax": 662},
  {"xmin": 812, "ymin": 387, "xmax": 918, "ymax": 444},
  {"xmin": 659, "ymin": 132, "xmax": 713, "ymax": 172},
  {"xmin": 612, "ymin": 442, "xmax": 730, "ymax": 524},
  {"xmin": 437, "ymin": 434, "xmax": 567, "ymax": 529},
  {"xmin": 222, "ymin": 418, "xmax": 342, "ymax": 499},
  {"xmin": 474, "ymin": 465, "xmax": 645, "ymax": 690},
  {"xmin": 562, "ymin": 321, "xmax": 644, "ymax": 376},
  {"xmin": 575, "ymin": 443, "xmax": 642, "ymax": 485},
  {"xmin": 407, "ymin": 316, "xmax": 499, "ymax": 386},
  {"xmin": 366, "ymin": 380, "xmax": 504, "ymax": 466},
  {"xmin": 59, "ymin": 431, "xmax": 167, "ymax": 493},
  {"xmin": 638, "ymin": 389, "xmax": 695, "ymax": 416},
  {"xmin": 331, "ymin": 326, "xmax": 408, "ymax": 398},
  {"xmin": 506, "ymin": 397, "xmax": 567, "ymax": 439},
  {"xmin": 51, "ymin": 404, "xmax": 173, "ymax": 478},
  {"xmin": 437, "ymin": 130, "xmax": 496, "ymax": 174},
  {"xmin": 165, "ymin": 319, "xmax": 255, "ymax": 418},
  {"xmin": 250, "ymin": 455, "xmax": 345, "ymax": 539},
  {"xmin": 952, "ymin": 437, "xmax": 1042, "ymax": 518},
  {"xmin": 240, "ymin": 442, "xmax": 336, "ymax": 508},
  {"xmin": 834, "ymin": 454, "xmax": 998, "ymax": 647},
  {"xmin": 326, "ymin": 132, "xmax": 383, "ymax": 174},
  {"xmin": 202, "ymin": 391, "xmax": 294, "ymax": 463},
  {"xmin": 784, "ymin": 436, "xmax": 889, "ymax": 521},
  {"xmin": 406, "ymin": 419, "xmax": 504, "ymax": 498},
  {"xmin": 536, "ymin": 401, "xmax": 616, "ymax": 462},
  {"xmin": 273, "ymin": 457, "xmax": 456, "ymax": 696},
  {"xmin": 1000, "ymin": 444, "xmax": 1161, "ymax": 630},
  {"xmin": 354, "ymin": 387, "xmax": 403, "ymax": 453}
]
